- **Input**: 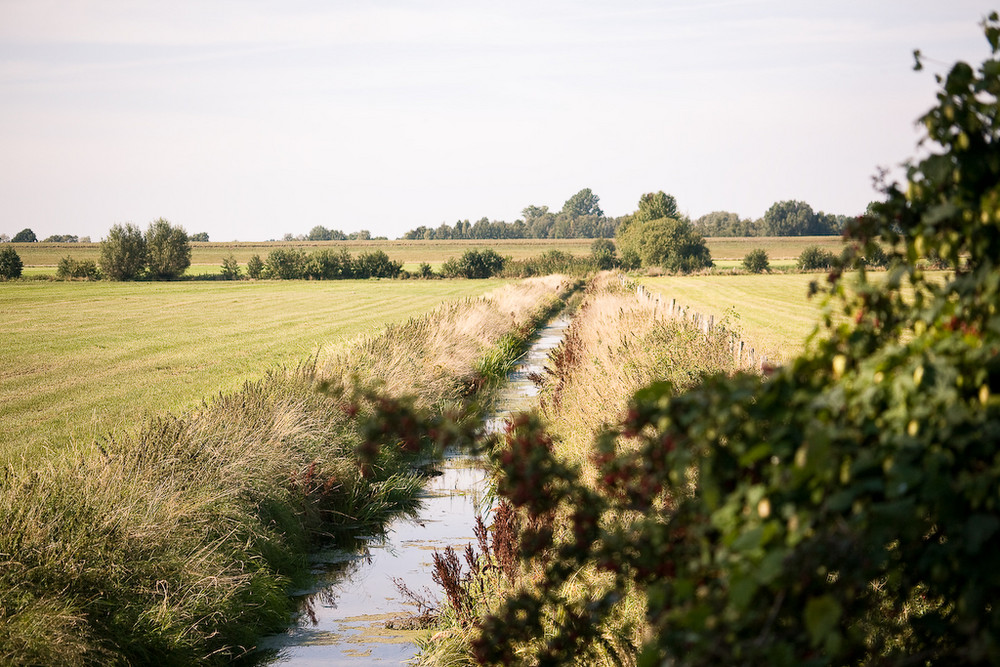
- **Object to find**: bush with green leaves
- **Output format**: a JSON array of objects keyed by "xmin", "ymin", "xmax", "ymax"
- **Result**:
[
  {"xmin": 797, "ymin": 244, "xmax": 837, "ymax": 270},
  {"xmin": 56, "ymin": 256, "xmax": 100, "ymax": 280},
  {"xmin": 220, "ymin": 255, "xmax": 242, "ymax": 280},
  {"xmin": 616, "ymin": 203, "xmax": 712, "ymax": 273},
  {"xmin": 0, "ymin": 246, "xmax": 24, "ymax": 279},
  {"xmin": 441, "ymin": 249, "xmax": 507, "ymax": 279},
  {"xmin": 264, "ymin": 248, "xmax": 308, "ymax": 279},
  {"xmin": 742, "ymin": 247, "xmax": 770, "ymax": 273},
  {"xmin": 98, "ymin": 223, "xmax": 147, "ymax": 280},
  {"xmin": 590, "ymin": 238, "xmax": 616, "ymax": 270},
  {"xmin": 471, "ymin": 16, "xmax": 1000, "ymax": 665},
  {"xmin": 353, "ymin": 250, "xmax": 402, "ymax": 278},
  {"xmin": 305, "ymin": 248, "xmax": 354, "ymax": 279},
  {"xmin": 145, "ymin": 218, "xmax": 191, "ymax": 279},
  {"xmin": 246, "ymin": 254, "xmax": 264, "ymax": 279}
]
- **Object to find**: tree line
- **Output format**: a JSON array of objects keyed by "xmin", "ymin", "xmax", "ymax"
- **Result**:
[{"xmin": 399, "ymin": 189, "xmax": 858, "ymax": 240}]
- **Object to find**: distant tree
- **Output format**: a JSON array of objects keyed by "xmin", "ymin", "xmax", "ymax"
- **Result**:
[
  {"xmin": 265, "ymin": 248, "xmax": 308, "ymax": 279},
  {"xmin": 0, "ymin": 233, "xmax": 10, "ymax": 242},
  {"xmin": 0, "ymin": 246, "xmax": 23, "ymax": 279},
  {"xmin": 79, "ymin": 236, "xmax": 91, "ymax": 244},
  {"xmin": 760, "ymin": 200, "xmax": 822, "ymax": 235},
  {"xmin": 616, "ymin": 194, "xmax": 711, "ymax": 273},
  {"xmin": 189, "ymin": 232, "xmax": 210, "ymax": 242},
  {"xmin": 308, "ymin": 225, "xmax": 333, "ymax": 241},
  {"xmin": 43, "ymin": 234, "xmax": 79, "ymax": 243},
  {"xmin": 99, "ymin": 223, "xmax": 147, "ymax": 280},
  {"xmin": 635, "ymin": 191, "xmax": 679, "ymax": 223},
  {"xmin": 246, "ymin": 254, "xmax": 264, "ymax": 279},
  {"xmin": 441, "ymin": 249, "xmax": 506, "ymax": 279},
  {"xmin": 353, "ymin": 250, "xmax": 401, "ymax": 278},
  {"xmin": 796, "ymin": 245, "xmax": 837, "ymax": 270},
  {"xmin": 220, "ymin": 255, "xmax": 241, "ymax": 280},
  {"xmin": 562, "ymin": 188, "xmax": 604, "ymax": 218},
  {"xmin": 305, "ymin": 248, "xmax": 353, "ymax": 279},
  {"xmin": 282, "ymin": 233, "xmax": 295, "ymax": 241},
  {"xmin": 145, "ymin": 219, "xmax": 191, "ymax": 279},
  {"xmin": 591, "ymin": 238, "xmax": 617, "ymax": 270},
  {"xmin": 348, "ymin": 230, "xmax": 372, "ymax": 241},
  {"xmin": 695, "ymin": 211, "xmax": 755, "ymax": 236},
  {"xmin": 742, "ymin": 248, "xmax": 770, "ymax": 273},
  {"xmin": 12, "ymin": 228, "xmax": 36, "ymax": 243}
]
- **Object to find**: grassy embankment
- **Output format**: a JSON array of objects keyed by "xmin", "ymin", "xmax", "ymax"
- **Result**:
[
  {"xmin": 0, "ymin": 276, "xmax": 574, "ymax": 666},
  {"xmin": 9, "ymin": 236, "xmax": 848, "ymax": 276},
  {"xmin": 418, "ymin": 272, "xmax": 743, "ymax": 664},
  {"xmin": 0, "ymin": 279, "xmax": 513, "ymax": 462}
]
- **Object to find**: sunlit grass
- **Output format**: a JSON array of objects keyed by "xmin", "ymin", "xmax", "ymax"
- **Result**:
[
  {"xmin": 639, "ymin": 273, "xmax": 828, "ymax": 363},
  {"xmin": 0, "ymin": 279, "xmax": 508, "ymax": 461}
]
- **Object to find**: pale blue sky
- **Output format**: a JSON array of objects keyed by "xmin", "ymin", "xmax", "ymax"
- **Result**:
[{"xmin": 0, "ymin": 1, "xmax": 995, "ymax": 241}]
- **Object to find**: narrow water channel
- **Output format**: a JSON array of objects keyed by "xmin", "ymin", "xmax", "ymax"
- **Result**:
[{"xmin": 258, "ymin": 314, "xmax": 572, "ymax": 665}]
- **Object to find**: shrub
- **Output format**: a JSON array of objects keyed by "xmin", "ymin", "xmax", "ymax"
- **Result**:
[
  {"xmin": 418, "ymin": 262, "xmax": 435, "ymax": 279},
  {"xmin": 590, "ymin": 238, "xmax": 617, "ymax": 270},
  {"xmin": 864, "ymin": 242, "xmax": 889, "ymax": 268},
  {"xmin": 305, "ymin": 248, "xmax": 353, "ymax": 279},
  {"xmin": 220, "ymin": 255, "xmax": 242, "ymax": 280},
  {"xmin": 145, "ymin": 218, "xmax": 191, "ymax": 279},
  {"xmin": 353, "ymin": 250, "xmax": 402, "ymax": 278},
  {"xmin": 99, "ymin": 223, "xmax": 147, "ymax": 280},
  {"xmin": 56, "ymin": 256, "xmax": 100, "ymax": 280},
  {"xmin": 742, "ymin": 248, "xmax": 770, "ymax": 273},
  {"xmin": 0, "ymin": 246, "xmax": 23, "ymax": 279},
  {"xmin": 246, "ymin": 254, "xmax": 264, "ymax": 279},
  {"xmin": 796, "ymin": 244, "xmax": 836, "ymax": 270},
  {"xmin": 441, "ymin": 249, "xmax": 506, "ymax": 279},
  {"xmin": 264, "ymin": 248, "xmax": 308, "ymax": 279}
]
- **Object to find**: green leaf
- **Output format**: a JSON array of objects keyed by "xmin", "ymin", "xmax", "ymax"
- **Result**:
[{"xmin": 805, "ymin": 595, "xmax": 842, "ymax": 647}]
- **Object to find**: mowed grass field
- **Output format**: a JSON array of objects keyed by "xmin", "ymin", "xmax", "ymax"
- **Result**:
[
  {"xmin": 8, "ymin": 235, "xmax": 847, "ymax": 275},
  {"xmin": 0, "ymin": 279, "xmax": 508, "ymax": 462},
  {"xmin": 10, "ymin": 238, "xmax": 600, "ymax": 275},
  {"xmin": 639, "ymin": 273, "xmax": 837, "ymax": 363}
]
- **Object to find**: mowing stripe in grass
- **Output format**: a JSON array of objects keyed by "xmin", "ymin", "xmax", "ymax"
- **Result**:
[{"xmin": 0, "ymin": 279, "xmax": 509, "ymax": 462}]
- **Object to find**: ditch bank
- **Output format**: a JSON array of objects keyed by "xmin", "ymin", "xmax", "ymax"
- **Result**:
[{"xmin": 256, "ymin": 313, "xmax": 574, "ymax": 665}]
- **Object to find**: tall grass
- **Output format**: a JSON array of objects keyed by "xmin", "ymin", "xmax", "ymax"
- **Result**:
[
  {"xmin": 0, "ymin": 276, "xmax": 573, "ymax": 665},
  {"xmin": 418, "ymin": 272, "xmax": 741, "ymax": 665}
]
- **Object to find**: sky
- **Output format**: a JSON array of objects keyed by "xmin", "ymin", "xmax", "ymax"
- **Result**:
[{"xmin": 0, "ymin": 1, "xmax": 996, "ymax": 242}]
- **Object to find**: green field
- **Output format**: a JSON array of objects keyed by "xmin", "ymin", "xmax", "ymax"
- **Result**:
[
  {"xmin": 6, "ymin": 235, "xmax": 846, "ymax": 275},
  {"xmin": 639, "ymin": 273, "xmax": 833, "ymax": 362},
  {"xmin": 0, "ymin": 279, "xmax": 507, "ymax": 461}
]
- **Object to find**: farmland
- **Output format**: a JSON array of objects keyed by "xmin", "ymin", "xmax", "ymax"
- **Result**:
[
  {"xmin": 6, "ymin": 235, "xmax": 848, "ymax": 275},
  {"xmin": 638, "ymin": 273, "xmax": 831, "ymax": 362},
  {"xmin": 0, "ymin": 278, "xmax": 508, "ymax": 462}
]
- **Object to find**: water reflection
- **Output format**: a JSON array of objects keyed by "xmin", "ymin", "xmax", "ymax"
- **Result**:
[{"xmin": 258, "ymin": 315, "xmax": 572, "ymax": 665}]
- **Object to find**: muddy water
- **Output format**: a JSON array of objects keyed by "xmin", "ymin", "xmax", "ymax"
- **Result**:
[{"xmin": 258, "ymin": 314, "xmax": 571, "ymax": 665}]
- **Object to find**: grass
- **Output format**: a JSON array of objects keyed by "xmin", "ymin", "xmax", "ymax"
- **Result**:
[
  {"xmin": 638, "ymin": 273, "xmax": 830, "ymax": 363},
  {"xmin": 419, "ymin": 272, "xmax": 741, "ymax": 665},
  {"xmin": 0, "ymin": 276, "xmax": 574, "ymax": 666},
  {"xmin": 0, "ymin": 279, "xmax": 510, "ymax": 462},
  {"xmin": 704, "ymin": 235, "xmax": 847, "ymax": 260}
]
